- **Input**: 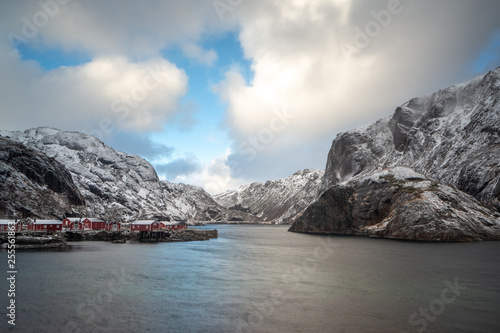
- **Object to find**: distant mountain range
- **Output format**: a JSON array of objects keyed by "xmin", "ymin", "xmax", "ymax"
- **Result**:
[
  {"xmin": 214, "ymin": 169, "xmax": 324, "ymax": 224},
  {"xmin": 290, "ymin": 67, "xmax": 500, "ymax": 241}
]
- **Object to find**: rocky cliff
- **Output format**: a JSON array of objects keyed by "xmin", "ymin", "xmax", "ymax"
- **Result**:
[
  {"xmin": 0, "ymin": 128, "xmax": 257, "ymax": 223},
  {"xmin": 0, "ymin": 136, "xmax": 85, "ymax": 219},
  {"xmin": 291, "ymin": 67, "xmax": 500, "ymax": 240},
  {"xmin": 290, "ymin": 167, "xmax": 500, "ymax": 241},
  {"xmin": 214, "ymin": 169, "xmax": 324, "ymax": 224},
  {"xmin": 323, "ymin": 68, "xmax": 500, "ymax": 211}
]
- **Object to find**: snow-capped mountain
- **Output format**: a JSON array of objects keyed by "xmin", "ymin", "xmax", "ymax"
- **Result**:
[
  {"xmin": 322, "ymin": 67, "xmax": 500, "ymax": 211},
  {"xmin": 291, "ymin": 67, "xmax": 500, "ymax": 240},
  {"xmin": 0, "ymin": 127, "xmax": 256, "ymax": 223},
  {"xmin": 214, "ymin": 169, "xmax": 324, "ymax": 223}
]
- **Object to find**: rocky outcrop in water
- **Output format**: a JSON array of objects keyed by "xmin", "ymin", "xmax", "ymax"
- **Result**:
[
  {"xmin": 0, "ymin": 136, "xmax": 85, "ymax": 219},
  {"xmin": 289, "ymin": 167, "xmax": 500, "ymax": 241},
  {"xmin": 214, "ymin": 169, "xmax": 324, "ymax": 223},
  {"xmin": 292, "ymin": 68, "xmax": 500, "ymax": 241}
]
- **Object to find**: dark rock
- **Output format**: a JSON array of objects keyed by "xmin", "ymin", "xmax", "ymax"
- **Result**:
[
  {"xmin": 0, "ymin": 234, "xmax": 67, "ymax": 249},
  {"xmin": 0, "ymin": 137, "xmax": 85, "ymax": 219},
  {"xmin": 290, "ymin": 167, "xmax": 500, "ymax": 241}
]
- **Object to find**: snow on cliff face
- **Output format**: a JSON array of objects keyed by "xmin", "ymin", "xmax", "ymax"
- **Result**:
[
  {"xmin": 1, "ymin": 128, "xmax": 183, "ymax": 221},
  {"xmin": 323, "ymin": 67, "xmax": 500, "ymax": 211},
  {"xmin": 290, "ymin": 167, "xmax": 500, "ymax": 241},
  {"xmin": 214, "ymin": 169, "xmax": 324, "ymax": 223},
  {"xmin": 1, "ymin": 127, "xmax": 262, "ymax": 223},
  {"xmin": 1, "ymin": 127, "xmax": 247, "ymax": 222}
]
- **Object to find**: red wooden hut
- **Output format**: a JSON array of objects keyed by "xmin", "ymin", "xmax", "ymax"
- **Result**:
[
  {"xmin": 63, "ymin": 218, "xmax": 83, "ymax": 230},
  {"xmin": 0, "ymin": 220, "xmax": 22, "ymax": 233},
  {"xmin": 105, "ymin": 221, "xmax": 121, "ymax": 231},
  {"xmin": 131, "ymin": 220, "xmax": 159, "ymax": 232},
  {"xmin": 82, "ymin": 218, "xmax": 106, "ymax": 230},
  {"xmin": 27, "ymin": 219, "xmax": 63, "ymax": 232}
]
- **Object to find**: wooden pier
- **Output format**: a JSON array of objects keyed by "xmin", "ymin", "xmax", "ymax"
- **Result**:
[{"xmin": 138, "ymin": 230, "xmax": 170, "ymax": 241}]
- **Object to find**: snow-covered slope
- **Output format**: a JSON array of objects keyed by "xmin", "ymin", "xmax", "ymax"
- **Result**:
[
  {"xmin": 0, "ymin": 127, "xmax": 256, "ymax": 223},
  {"xmin": 214, "ymin": 169, "xmax": 324, "ymax": 223},
  {"xmin": 1, "ymin": 127, "xmax": 183, "ymax": 221},
  {"xmin": 323, "ymin": 67, "xmax": 500, "ymax": 211}
]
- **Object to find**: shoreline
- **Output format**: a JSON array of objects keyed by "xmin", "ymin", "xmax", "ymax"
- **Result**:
[{"xmin": 0, "ymin": 228, "xmax": 218, "ymax": 250}]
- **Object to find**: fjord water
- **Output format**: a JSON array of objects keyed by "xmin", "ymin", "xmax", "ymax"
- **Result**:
[{"xmin": 3, "ymin": 225, "xmax": 500, "ymax": 333}]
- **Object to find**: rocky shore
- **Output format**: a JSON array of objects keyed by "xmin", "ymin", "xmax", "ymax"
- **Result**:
[
  {"xmin": 0, "ymin": 234, "xmax": 67, "ymax": 249},
  {"xmin": 64, "ymin": 229, "xmax": 218, "ymax": 242},
  {"xmin": 135, "ymin": 229, "xmax": 217, "ymax": 242},
  {"xmin": 0, "ymin": 229, "xmax": 218, "ymax": 249}
]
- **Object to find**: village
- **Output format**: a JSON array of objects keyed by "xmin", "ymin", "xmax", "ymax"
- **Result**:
[
  {"xmin": 0, "ymin": 218, "xmax": 191, "ymax": 233},
  {"xmin": 0, "ymin": 218, "xmax": 218, "ymax": 249}
]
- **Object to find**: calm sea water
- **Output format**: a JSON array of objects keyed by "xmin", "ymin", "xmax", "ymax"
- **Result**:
[{"xmin": 2, "ymin": 225, "xmax": 500, "ymax": 333}]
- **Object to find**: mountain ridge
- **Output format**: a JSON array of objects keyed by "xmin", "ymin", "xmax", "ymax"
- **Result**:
[
  {"xmin": 214, "ymin": 168, "xmax": 324, "ymax": 224},
  {"xmin": 322, "ymin": 67, "xmax": 500, "ymax": 210},
  {"xmin": 0, "ymin": 127, "xmax": 258, "ymax": 223},
  {"xmin": 290, "ymin": 67, "xmax": 500, "ymax": 240}
]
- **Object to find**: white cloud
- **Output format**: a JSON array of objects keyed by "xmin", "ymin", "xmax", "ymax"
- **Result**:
[
  {"xmin": 182, "ymin": 42, "xmax": 218, "ymax": 66},
  {"xmin": 170, "ymin": 150, "xmax": 244, "ymax": 194},
  {"xmin": 1, "ymin": 0, "xmax": 234, "ymax": 57},
  {"xmin": 0, "ymin": 47, "xmax": 188, "ymax": 134}
]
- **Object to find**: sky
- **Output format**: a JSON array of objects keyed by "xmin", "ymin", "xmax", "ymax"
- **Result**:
[{"xmin": 1, "ymin": 0, "xmax": 500, "ymax": 194}]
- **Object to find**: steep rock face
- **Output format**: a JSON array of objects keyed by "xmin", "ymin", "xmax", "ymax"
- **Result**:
[
  {"xmin": 214, "ymin": 169, "xmax": 324, "ymax": 223},
  {"xmin": 0, "ymin": 136, "xmax": 85, "ymax": 219},
  {"xmin": 1, "ymin": 127, "xmax": 261, "ymax": 223},
  {"xmin": 323, "ymin": 68, "xmax": 500, "ymax": 210},
  {"xmin": 290, "ymin": 167, "xmax": 500, "ymax": 241},
  {"xmin": 1, "ymin": 127, "xmax": 184, "ymax": 222}
]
